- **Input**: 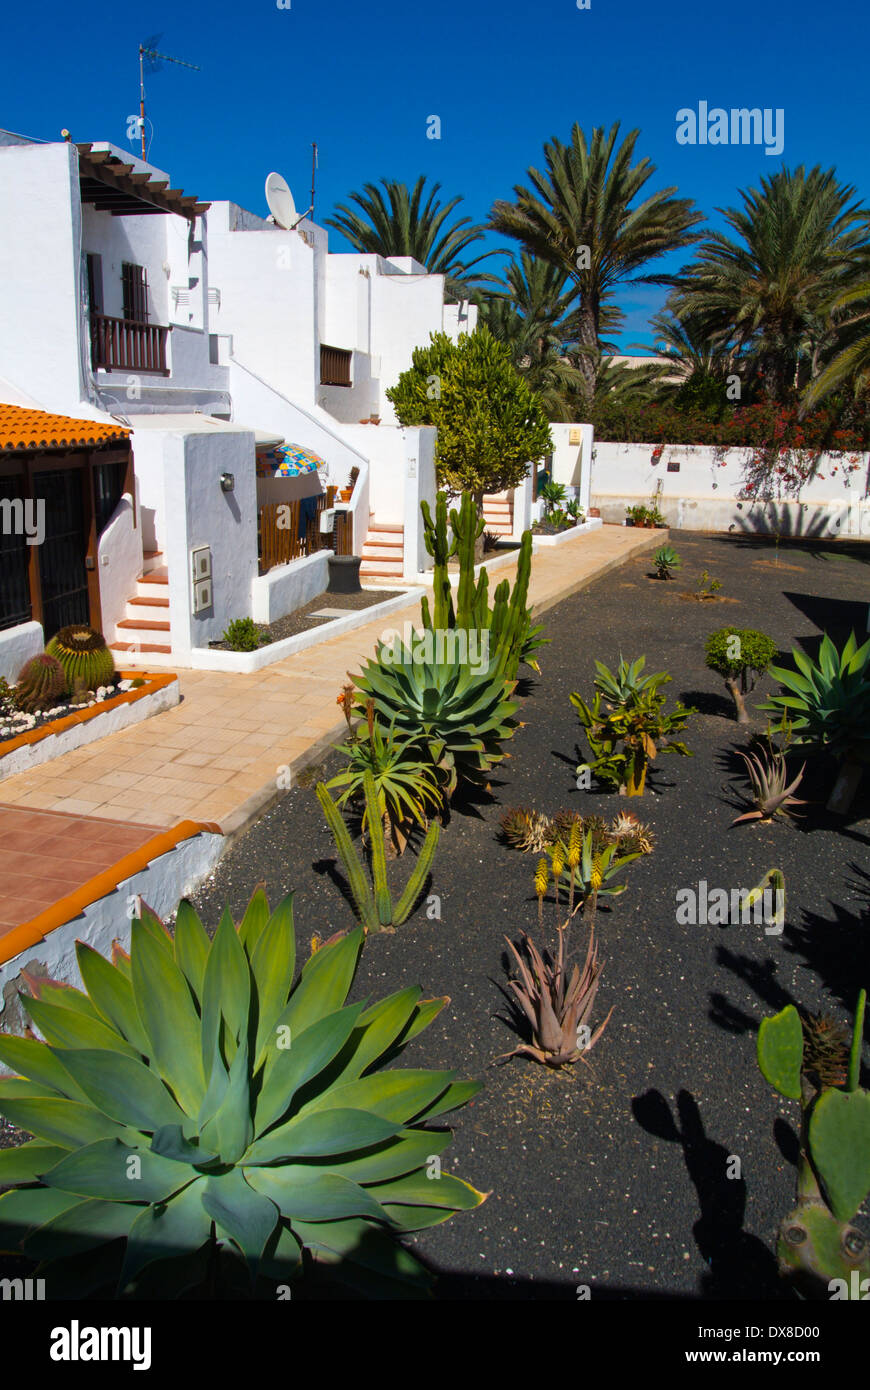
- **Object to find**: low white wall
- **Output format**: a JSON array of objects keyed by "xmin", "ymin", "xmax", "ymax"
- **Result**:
[
  {"xmin": 512, "ymin": 471, "xmax": 534, "ymax": 540},
  {"xmin": 347, "ymin": 461, "xmax": 370, "ymax": 555},
  {"xmin": 339, "ymin": 423, "xmax": 436, "ymax": 574},
  {"xmin": 191, "ymin": 585, "xmax": 422, "ymax": 673},
  {"xmin": 532, "ymin": 517, "xmax": 603, "ymax": 547},
  {"xmin": 591, "ymin": 442, "xmax": 870, "ymax": 536},
  {"xmin": 0, "ymin": 677, "xmax": 180, "ymax": 781},
  {"xmin": 0, "ymin": 621, "xmax": 43, "ymax": 684},
  {"xmin": 0, "ymin": 830, "xmax": 225, "ymax": 1037},
  {"xmin": 250, "ymin": 551, "xmax": 329, "ymax": 624},
  {"xmin": 97, "ymin": 493, "xmax": 142, "ymax": 639}
]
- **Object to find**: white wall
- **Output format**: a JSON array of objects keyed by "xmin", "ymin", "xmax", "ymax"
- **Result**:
[
  {"xmin": 0, "ymin": 621, "xmax": 43, "ymax": 684},
  {"xmin": 250, "ymin": 550, "xmax": 329, "ymax": 624},
  {"xmin": 97, "ymin": 493, "xmax": 142, "ymax": 638},
  {"xmin": 0, "ymin": 142, "xmax": 85, "ymax": 414},
  {"xmin": 591, "ymin": 441, "xmax": 870, "ymax": 535},
  {"xmin": 162, "ymin": 429, "xmax": 259, "ymax": 658},
  {"xmin": 551, "ymin": 423, "xmax": 594, "ymax": 511},
  {"xmin": 208, "ymin": 203, "xmax": 319, "ymax": 405}
]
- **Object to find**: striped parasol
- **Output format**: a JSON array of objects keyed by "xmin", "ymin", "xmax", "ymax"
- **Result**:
[{"xmin": 256, "ymin": 444, "xmax": 326, "ymax": 478}]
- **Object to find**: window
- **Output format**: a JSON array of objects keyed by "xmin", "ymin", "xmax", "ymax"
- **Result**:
[
  {"xmin": 0, "ymin": 474, "xmax": 33, "ymax": 631},
  {"xmin": 320, "ymin": 344, "xmax": 352, "ymax": 387},
  {"xmin": 122, "ymin": 262, "xmax": 149, "ymax": 323},
  {"xmin": 86, "ymin": 253, "xmax": 103, "ymax": 314}
]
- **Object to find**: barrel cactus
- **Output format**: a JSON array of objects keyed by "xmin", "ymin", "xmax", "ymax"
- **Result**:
[
  {"xmin": 46, "ymin": 625, "xmax": 115, "ymax": 695},
  {"xmin": 0, "ymin": 891, "xmax": 485, "ymax": 1299},
  {"xmin": 14, "ymin": 653, "xmax": 67, "ymax": 714}
]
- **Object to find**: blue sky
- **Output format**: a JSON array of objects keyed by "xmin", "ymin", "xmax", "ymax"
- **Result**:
[{"xmin": 4, "ymin": 0, "xmax": 867, "ymax": 349}]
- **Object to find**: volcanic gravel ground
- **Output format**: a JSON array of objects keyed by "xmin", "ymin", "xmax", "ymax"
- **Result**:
[
  {"xmin": 5, "ymin": 532, "xmax": 865, "ymax": 1301},
  {"xmin": 189, "ymin": 532, "xmax": 870, "ymax": 1299}
]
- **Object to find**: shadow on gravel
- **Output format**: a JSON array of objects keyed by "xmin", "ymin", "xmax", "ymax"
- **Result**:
[
  {"xmin": 782, "ymin": 591, "xmax": 870, "ymax": 647},
  {"xmin": 632, "ymin": 1089, "xmax": 788, "ymax": 1300}
]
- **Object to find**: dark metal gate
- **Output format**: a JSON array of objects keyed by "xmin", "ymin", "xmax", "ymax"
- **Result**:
[{"xmin": 31, "ymin": 468, "xmax": 90, "ymax": 638}]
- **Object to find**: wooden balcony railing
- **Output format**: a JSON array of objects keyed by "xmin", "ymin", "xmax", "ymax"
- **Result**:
[
  {"xmin": 90, "ymin": 313, "xmax": 170, "ymax": 375},
  {"xmin": 258, "ymin": 489, "xmax": 352, "ymax": 575}
]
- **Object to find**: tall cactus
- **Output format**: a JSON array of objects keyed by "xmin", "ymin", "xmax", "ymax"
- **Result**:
[
  {"xmin": 420, "ymin": 490, "xmax": 548, "ymax": 677},
  {"xmin": 420, "ymin": 493, "xmax": 455, "ymax": 632}
]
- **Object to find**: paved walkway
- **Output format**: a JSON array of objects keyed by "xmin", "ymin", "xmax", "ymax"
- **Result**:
[{"xmin": 0, "ymin": 526, "xmax": 658, "ymax": 933}]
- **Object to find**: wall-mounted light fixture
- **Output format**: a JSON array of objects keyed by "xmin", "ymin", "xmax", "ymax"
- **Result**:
[{"xmin": 220, "ymin": 472, "xmax": 235, "ymax": 493}]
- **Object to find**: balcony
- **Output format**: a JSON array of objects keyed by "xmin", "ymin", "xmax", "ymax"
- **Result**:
[{"xmin": 90, "ymin": 313, "xmax": 170, "ymax": 376}]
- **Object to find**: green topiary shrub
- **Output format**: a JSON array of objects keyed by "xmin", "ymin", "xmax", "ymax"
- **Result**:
[
  {"xmin": 46, "ymin": 626, "xmax": 115, "ymax": 695},
  {"xmin": 705, "ymin": 627, "xmax": 777, "ymax": 723}
]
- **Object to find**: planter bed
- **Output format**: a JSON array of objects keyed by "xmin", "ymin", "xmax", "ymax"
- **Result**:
[
  {"xmin": 531, "ymin": 516, "xmax": 604, "ymax": 547},
  {"xmin": 0, "ymin": 671, "xmax": 179, "ymax": 782},
  {"xmin": 191, "ymin": 586, "xmax": 424, "ymax": 673},
  {"xmin": 184, "ymin": 531, "xmax": 869, "ymax": 1300},
  {"xmin": 208, "ymin": 587, "xmax": 406, "ymax": 651}
]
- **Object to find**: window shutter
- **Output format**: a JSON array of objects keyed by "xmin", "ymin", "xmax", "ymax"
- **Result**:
[{"xmin": 86, "ymin": 254, "xmax": 103, "ymax": 314}]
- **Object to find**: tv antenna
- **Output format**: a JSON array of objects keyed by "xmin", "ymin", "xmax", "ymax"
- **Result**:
[{"xmin": 137, "ymin": 35, "xmax": 201, "ymax": 162}]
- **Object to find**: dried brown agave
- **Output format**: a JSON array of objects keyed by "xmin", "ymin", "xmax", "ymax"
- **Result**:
[
  {"xmin": 500, "ymin": 806, "xmax": 555, "ymax": 853},
  {"xmin": 498, "ymin": 925, "xmax": 613, "ymax": 1068},
  {"xmin": 608, "ymin": 811, "xmax": 655, "ymax": 855}
]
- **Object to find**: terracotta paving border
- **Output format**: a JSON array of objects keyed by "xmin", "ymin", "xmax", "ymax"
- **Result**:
[{"xmin": 0, "ymin": 528, "xmax": 660, "ymax": 922}]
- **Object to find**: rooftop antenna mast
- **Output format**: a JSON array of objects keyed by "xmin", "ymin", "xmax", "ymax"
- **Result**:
[
  {"xmin": 138, "ymin": 35, "xmax": 201, "ymax": 162},
  {"xmin": 311, "ymin": 142, "xmax": 318, "ymax": 220}
]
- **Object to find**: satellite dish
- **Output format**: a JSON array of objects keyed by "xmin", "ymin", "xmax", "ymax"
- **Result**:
[{"xmin": 265, "ymin": 172, "xmax": 296, "ymax": 229}]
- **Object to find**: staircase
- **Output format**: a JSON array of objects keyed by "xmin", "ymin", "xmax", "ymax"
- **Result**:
[
  {"xmin": 482, "ymin": 491, "xmax": 513, "ymax": 539},
  {"xmin": 110, "ymin": 550, "xmax": 173, "ymax": 660},
  {"xmin": 360, "ymin": 517, "xmax": 405, "ymax": 583}
]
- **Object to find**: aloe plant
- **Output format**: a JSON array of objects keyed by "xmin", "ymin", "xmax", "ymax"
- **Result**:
[
  {"xmin": 760, "ymin": 630, "xmax": 870, "ymax": 813},
  {"xmin": 499, "ymin": 926, "xmax": 612, "ymax": 1068},
  {"xmin": 571, "ymin": 658, "xmax": 694, "ymax": 796},
  {"xmin": 326, "ymin": 701, "xmax": 442, "ymax": 854},
  {"xmin": 757, "ymin": 988, "xmax": 870, "ymax": 1298},
  {"xmin": 731, "ymin": 747, "xmax": 807, "ymax": 825},
  {"xmin": 0, "ymin": 891, "xmax": 484, "ymax": 1298},
  {"xmin": 316, "ymin": 771, "xmax": 439, "ymax": 931}
]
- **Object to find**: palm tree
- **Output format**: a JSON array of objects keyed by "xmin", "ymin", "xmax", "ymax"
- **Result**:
[
  {"xmin": 665, "ymin": 167, "xmax": 869, "ymax": 404},
  {"xmin": 325, "ymin": 176, "xmax": 500, "ymax": 299},
  {"xmin": 478, "ymin": 253, "xmax": 588, "ymax": 419},
  {"xmin": 489, "ymin": 123, "xmax": 702, "ymax": 410},
  {"xmin": 802, "ymin": 272, "xmax": 870, "ymax": 409}
]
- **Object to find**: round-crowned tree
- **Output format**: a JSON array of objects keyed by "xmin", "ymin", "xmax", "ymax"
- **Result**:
[
  {"xmin": 386, "ymin": 327, "xmax": 552, "ymax": 557},
  {"xmin": 705, "ymin": 626, "xmax": 777, "ymax": 723}
]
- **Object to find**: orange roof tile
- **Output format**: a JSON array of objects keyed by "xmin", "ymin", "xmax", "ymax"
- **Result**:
[{"xmin": 0, "ymin": 404, "xmax": 130, "ymax": 452}]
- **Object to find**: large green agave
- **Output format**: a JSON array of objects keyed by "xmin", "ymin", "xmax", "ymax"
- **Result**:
[
  {"xmin": 351, "ymin": 641, "xmax": 519, "ymax": 797},
  {"xmin": 0, "ymin": 892, "xmax": 485, "ymax": 1299},
  {"xmin": 759, "ymin": 630, "xmax": 870, "ymax": 812}
]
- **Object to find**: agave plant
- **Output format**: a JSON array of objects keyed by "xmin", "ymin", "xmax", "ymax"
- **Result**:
[
  {"xmin": 351, "ymin": 639, "xmax": 518, "ymax": 798},
  {"xmin": 652, "ymin": 545, "xmax": 682, "ymax": 579},
  {"xmin": 499, "ymin": 926, "xmax": 612, "ymax": 1068},
  {"xmin": 731, "ymin": 747, "xmax": 807, "ymax": 825},
  {"xmin": 760, "ymin": 631, "xmax": 870, "ymax": 813},
  {"xmin": 326, "ymin": 701, "xmax": 442, "ymax": 854},
  {"xmin": 590, "ymin": 654, "xmax": 668, "ymax": 707},
  {"xmin": 316, "ymin": 772, "xmax": 439, "ymax": 932},
  {"xmin": 0, "ymin": 891, "xmax": 484, "ymax": 1298}
]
